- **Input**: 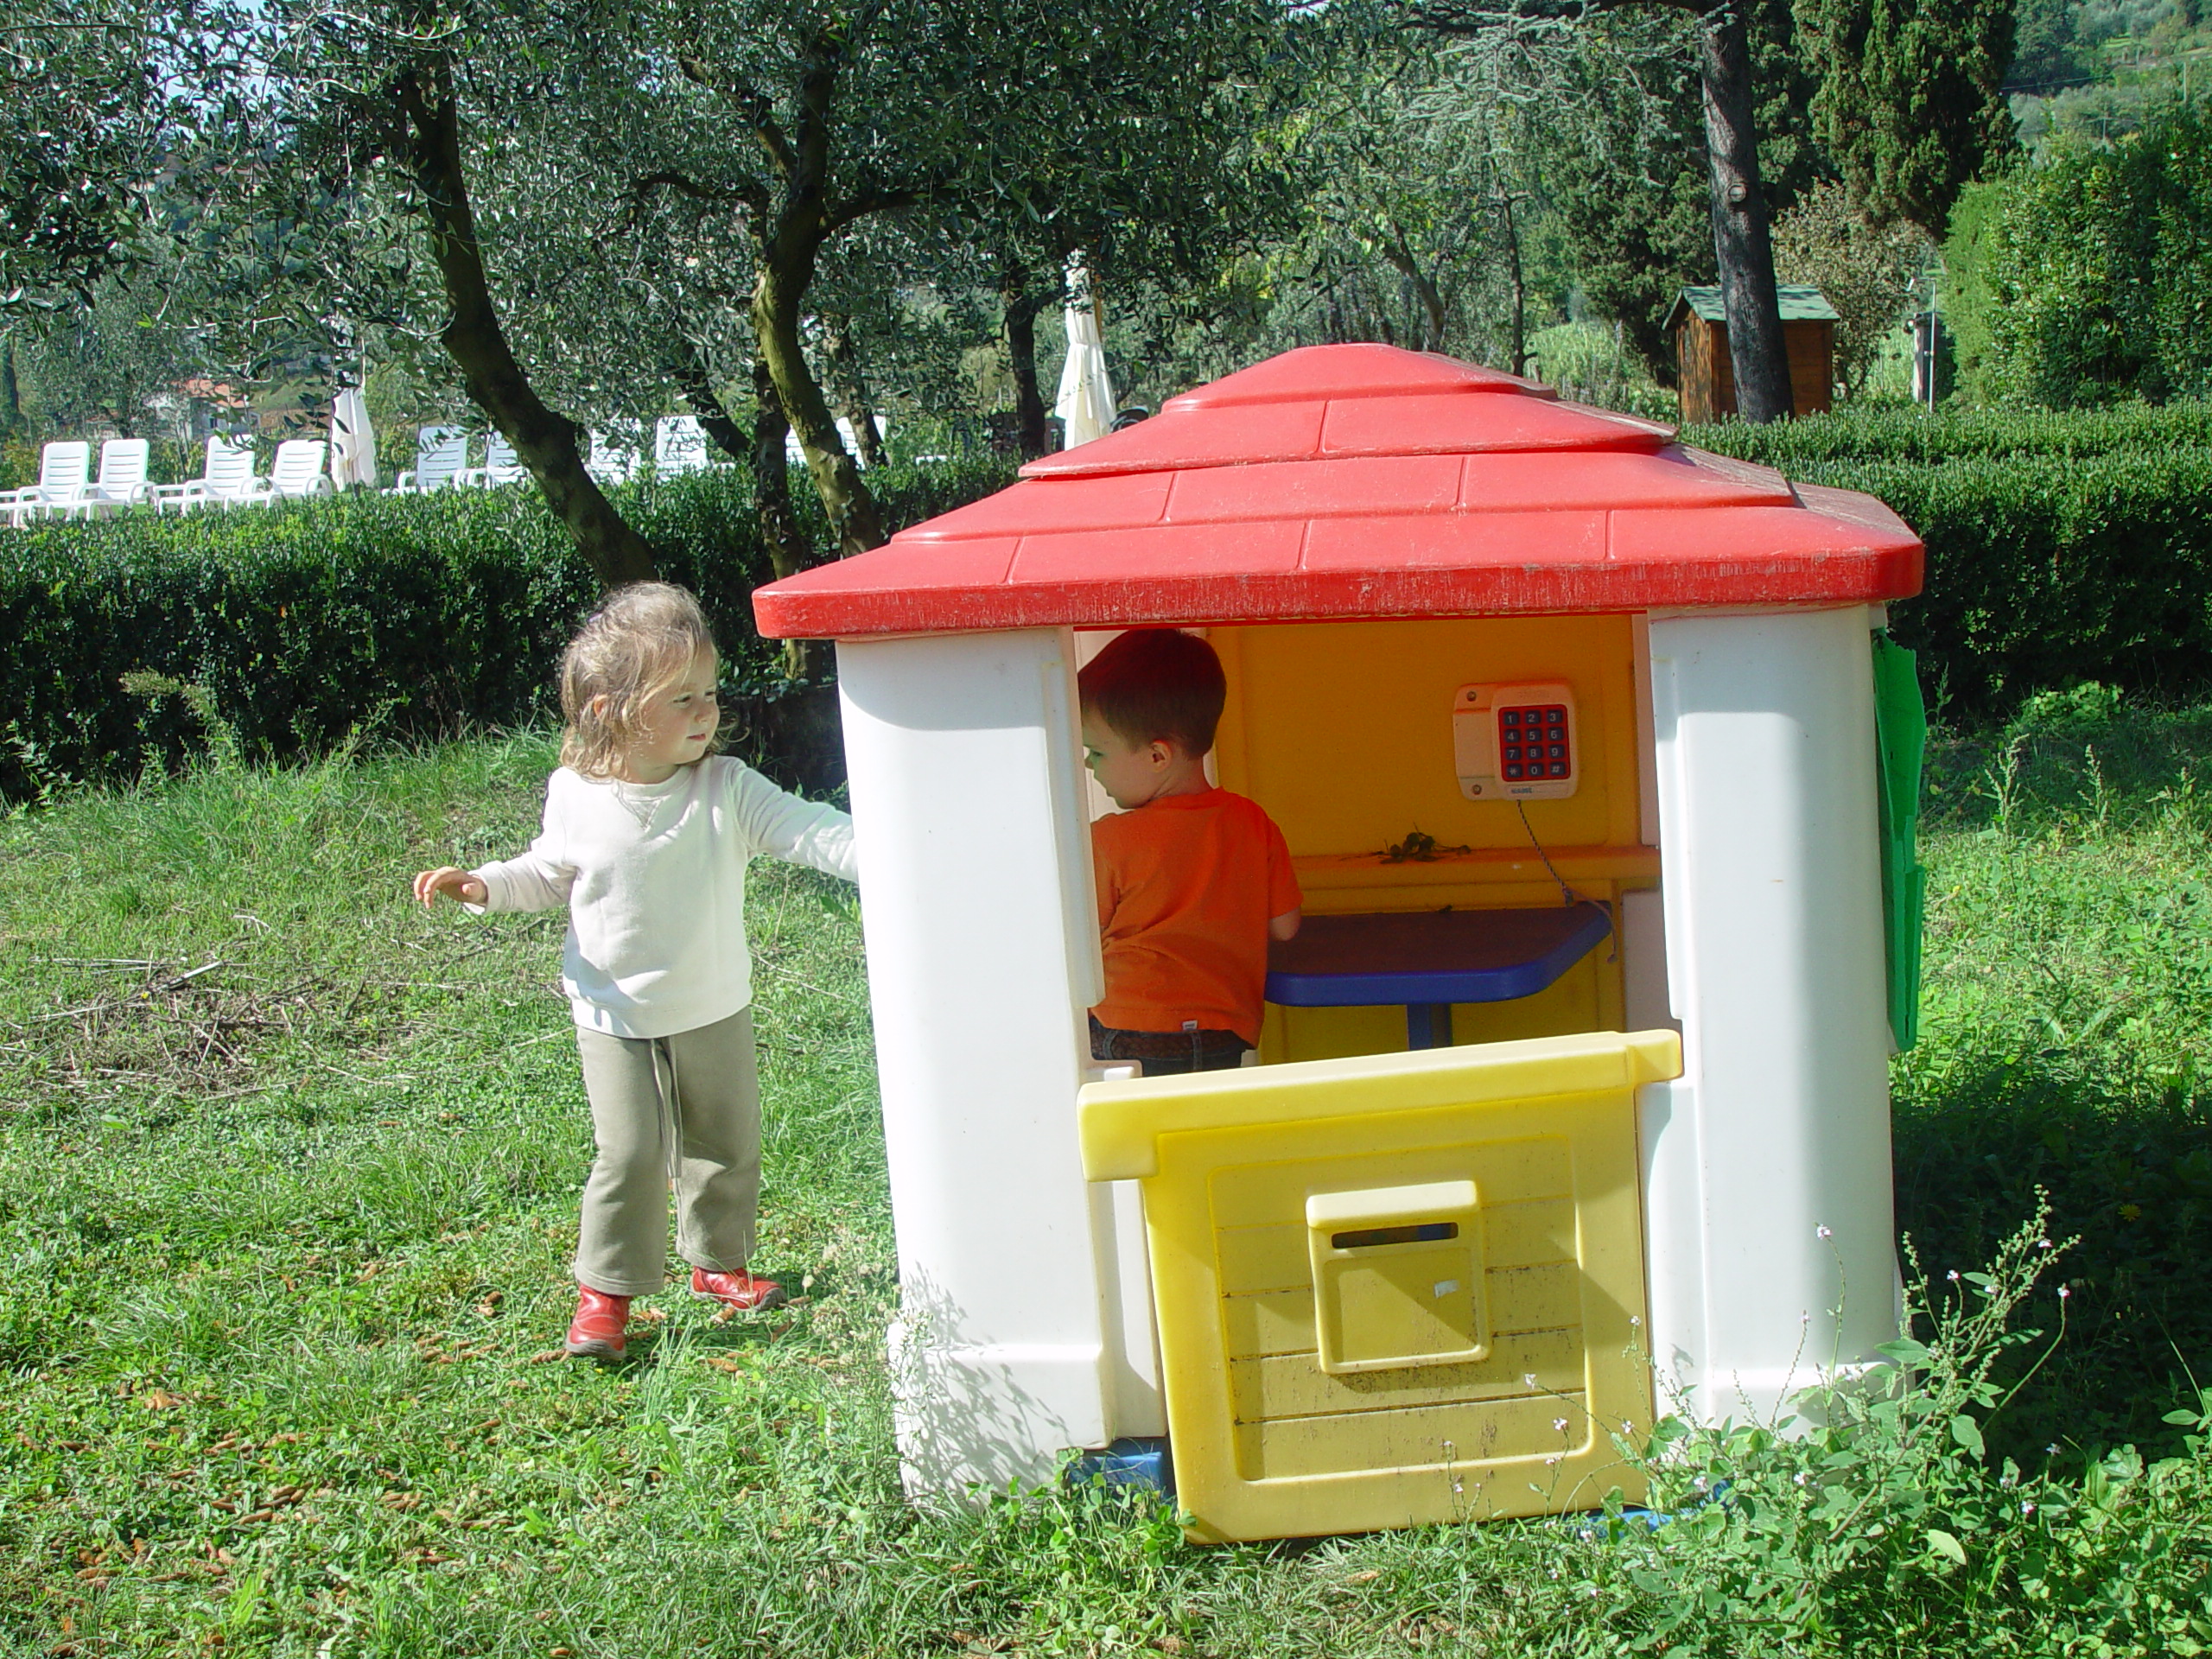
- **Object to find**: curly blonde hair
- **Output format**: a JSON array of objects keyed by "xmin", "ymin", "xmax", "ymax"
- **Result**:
[{"xmin": 557, "ymin": 582, "xmax": 721, "ymax": 779}]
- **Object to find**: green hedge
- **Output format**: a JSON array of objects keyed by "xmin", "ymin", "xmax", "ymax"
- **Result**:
[
  {"xmin": 16, "ymin": 401, "xmax": 2212, "ymax": 797},
  {"xmin": 1688, "ymin": 405, "xmax": 2212, "ymax": 715},
  {"xmin": 1682, "ymin": 400, "xmax": 2212, "ymax": 469},
  {"xmin": 1, "ymin": 458, "xmax": 1014, "ymax": 801}
]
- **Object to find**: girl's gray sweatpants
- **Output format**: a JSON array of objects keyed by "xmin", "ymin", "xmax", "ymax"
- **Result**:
[{"xmin": 571, "ymin": 1007, "xmax": 761, "ymax": 1298}]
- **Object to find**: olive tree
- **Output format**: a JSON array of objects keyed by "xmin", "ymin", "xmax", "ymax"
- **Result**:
[
  {"xmin": 223, "ymin": 0, "xmax": 1294, "ymax": 582},
  {"xmin": 1412, "ymin": 0, "xmax": 1802, "ymax": 421}
]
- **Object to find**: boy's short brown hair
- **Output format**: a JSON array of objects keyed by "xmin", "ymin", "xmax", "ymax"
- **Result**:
[{"xmin": 1078, "ymin": 629, "xmax": 1227, "ymax": 756}]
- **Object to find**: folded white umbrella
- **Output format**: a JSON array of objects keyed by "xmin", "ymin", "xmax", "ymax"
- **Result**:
[
  {"xmin": 1055, "ymin": 304, "xmax": 1117, "ymax": 449},
  {"xmin": 330, "ymin": 389, "xmax": 378, "ymax": 489}
]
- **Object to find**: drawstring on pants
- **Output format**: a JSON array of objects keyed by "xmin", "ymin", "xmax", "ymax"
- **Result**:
[{"xmin": 652, "ymin": 1037, "xmax": 684, "ymax": 1187}]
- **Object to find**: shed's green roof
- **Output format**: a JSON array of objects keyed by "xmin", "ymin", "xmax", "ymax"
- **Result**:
[{"xmin": 1667, "ymin": 284, "xmax": 1839, "ymax": 327}]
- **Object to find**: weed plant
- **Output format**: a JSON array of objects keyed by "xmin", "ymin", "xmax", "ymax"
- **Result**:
[{"xmin": 2, "ymin": 707, "xmax": 2209, "ymax": 1655}]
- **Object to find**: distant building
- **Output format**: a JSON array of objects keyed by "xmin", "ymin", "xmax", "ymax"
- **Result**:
[
  {"xmin": 160, "ymin": 378, "xmax": 257, "ymax": 442},
  {"xmin": 1666, "ymin": 286, "xmax": 1838, "ymax": 423}
]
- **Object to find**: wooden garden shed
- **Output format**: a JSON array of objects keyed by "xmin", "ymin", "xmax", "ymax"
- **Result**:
[{"xmin": 1667, "ymin": 284, "xmax": 1838, "ymax": 423}]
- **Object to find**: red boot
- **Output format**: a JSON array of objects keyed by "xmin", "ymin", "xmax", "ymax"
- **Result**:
[
  {"xmin": 564, "ymin": 1286, "xmax": 632, "ymax": 1360},
  {"xmin": 690, "ymin": 1266, "xmax": 788, "ymax": 1314}
]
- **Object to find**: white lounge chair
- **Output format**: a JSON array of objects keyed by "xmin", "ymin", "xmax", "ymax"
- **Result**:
[
  {"xmin": 655, "ymin": 415, "xmax": 709, "ymax": 476},
  {"xmin": 3, "ymin": 441, "xmax": 92, "ymax": 525},
  {"xmin": 461, "ymin": 431, "xmax": 527, "ymax": 488},
  {"xmin": 390, "ymin": 426, "xmax": 469, "ymax": 493},
  {"xmin": 60, "ymin": 438, "xmax": 156, "ymax": 518},
  {"xmin": 168, "ymin": 439, "xmax": 271, "ymax": 512},
  {"xmin": 588, "ymin": 430, "xmax": 640, "ymax": 485},
  {"xmin": 266, "ymin": 440, "xmax": 334, "ymax": 502}
]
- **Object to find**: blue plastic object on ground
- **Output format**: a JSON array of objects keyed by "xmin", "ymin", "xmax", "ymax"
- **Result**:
[{"xmin": 1065, "ymin": 1438, "xmax": 1173, "ymax": 1493}]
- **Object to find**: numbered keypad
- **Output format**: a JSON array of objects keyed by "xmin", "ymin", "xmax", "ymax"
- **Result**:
[{"xmin": 1497, "ymin": 704, "xmax": 1572, "ymax": 781}]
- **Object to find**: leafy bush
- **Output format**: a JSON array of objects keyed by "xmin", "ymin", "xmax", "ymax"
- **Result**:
[
  {"xmin": 1689, "ymin": 405, "xmax": 2212, "ymax": 715},
  {"xmin": 0, "ymin": 457, "xmax": 1014, "ymax": 801},
  {"xmin": 1586, "ymin": 1206, "xmax": 2212, "ymax": 1656},
  {"xmin": 1682, "ymin": 398, "xmax": 2212, "ymax": 469},
  {"xmin": 1947, "ymin": 102, "xmax": 2212, "ymax": 407}
]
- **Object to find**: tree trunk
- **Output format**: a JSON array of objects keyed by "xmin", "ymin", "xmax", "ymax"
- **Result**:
[
  {"xmin": 754, "ymin": 260, "xmax": 886, "ymax": 557},
  {"xmin": 1001, "ymin": 267, "xmax": 1051, "ymax": 461},
  {"xmin": 0, "ymin": 336, "xmax": 21, "ymax": 434},
  {"xmin": 1698, "ymin": 3, "xmax": 1794, "ymax": 423},
  {"xmin": 393, "ymin": 60, "xmax": 655, "ymax": 585},
  {"xmin": 750, "ymin": 360, "xmax": 829, "ymax": 681},
  {"xmin": 671, "ymin": 349, "xmax": 751, "ymax": 466},
  {"xmin": 1501, "ymin": 193, "xmax": 1529, "ymax": 378},
  {"xmin": 818, "ymin": 314, "xmax": 888, "ymax": 470},
  {"xmin": 1382, "ymin": 237, "xmax": 1448, "ymax": 353}
]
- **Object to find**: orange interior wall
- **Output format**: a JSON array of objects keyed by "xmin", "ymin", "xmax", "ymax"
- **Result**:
[{"xmin": 1205, "ymin": 616, "xmax": 1658, "ymax": 1064}]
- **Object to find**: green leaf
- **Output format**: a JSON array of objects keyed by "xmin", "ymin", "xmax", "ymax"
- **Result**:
[
  {"xmin": 1949, "ymin": 1414, "xmax": 1985, "ymax": 1455},
  {"xmin": 1926, "ymin": 1528, "xmax": 1967, "ymax": 1565},
  {"xmin": 1877, "ymin": 1338, "xmax": 1931, "ymax": 1365}
]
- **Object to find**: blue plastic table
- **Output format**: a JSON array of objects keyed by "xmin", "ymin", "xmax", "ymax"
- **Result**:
[{"xmin": 1264, "ymin": 902, "xmax": 1614, "ymax": 1048}]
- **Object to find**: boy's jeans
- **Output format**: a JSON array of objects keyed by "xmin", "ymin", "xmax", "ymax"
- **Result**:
[{"xmin": 572, "ymin": 1007, "xmax": 760, "ymax": 1297}]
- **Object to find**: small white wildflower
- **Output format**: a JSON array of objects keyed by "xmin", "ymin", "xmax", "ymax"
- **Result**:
[
  {"xmin": 1523, "ymin": 1373, "xmax": 1538, "ymax": 1388},
  {"xmin": 2037, "ymin": 1239, "xmax": 2052, "ymax": 1250},
  {"xmin": 2022, "ymin": 1501, "xmax": 2037, "ymax": 1516},
  {"xmin": 1793, "ymin": 1471, "xmax": 1808, "ymax": 1486},
  {"xmin": 1947, "ymin": 1269, "xmax": 1961, "ymax": 1282},
  {"xmin": 2047, "ymin": 1443, "xmax": 2061, "ymax": 1455},
  {"xmin": 1816, "ymin": 1225, "xmax": 1834, "ymax": 1239},
  {"xmin": 1545, "ymin": 1455, "xmax": 1561, "ymax": 1467},
  {"xmin": 1554, "ymin": 1418, "xmax": 1570, "ymax": 1433},
  {"xmin": 1629, "ymin": 1315, "xmax": 1642, "ymax": 1328},
  {"xmin": 2058, "ymin": 1285, "xmax": 2071, "ymax": 1300}
]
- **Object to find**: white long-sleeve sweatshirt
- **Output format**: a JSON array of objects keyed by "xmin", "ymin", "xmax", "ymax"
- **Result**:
[{"xmin": 470, "ymin": 756, "xmax": 856, "ymax": 1039}]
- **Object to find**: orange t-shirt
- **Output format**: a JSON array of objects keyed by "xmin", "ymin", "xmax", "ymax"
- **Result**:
[{"xmin": 1090, "ymin": 788, "xmax": 1301, "ymax": 1046}]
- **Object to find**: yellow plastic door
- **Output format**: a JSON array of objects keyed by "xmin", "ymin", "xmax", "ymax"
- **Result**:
[{"xmin": 1079, "ymin": 1029, "xmax": 1679, "ymax": 1542}]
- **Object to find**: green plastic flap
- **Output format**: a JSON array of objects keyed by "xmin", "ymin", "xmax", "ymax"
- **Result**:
[{"xmin": 1872, "ymin": 632, "xmax": 1926, "ymax": 1051}]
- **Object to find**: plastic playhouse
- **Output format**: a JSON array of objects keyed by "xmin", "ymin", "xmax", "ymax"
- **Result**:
[{"xmin": 751, "ymin": 344, "xmax": 1928, "ymax": 1542}]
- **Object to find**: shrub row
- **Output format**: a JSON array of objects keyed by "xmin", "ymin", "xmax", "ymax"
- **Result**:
[
  {"xmin": 0, "ymin": 457, "xmax": 1014, "ymax": 802},
  {"xmin": 1806, "ymin": 448, "xmax": 2212, "ymax": 715},
  {"xmin": 1681, "ymin": 397, "xmax": 2212, "ymax": 470},
  {"xmin": 1686, "ymin": 405, "xmax": 2212, "ymax": 715},
  {"xmin": 12, "ymin": 401, "xmax": 2212, "ymax": 800}
]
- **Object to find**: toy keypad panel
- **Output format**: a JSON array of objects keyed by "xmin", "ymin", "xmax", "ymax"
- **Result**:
[{"xmin": 1453, "ymin": 682, "xmax": 1580, "ymax": 800}]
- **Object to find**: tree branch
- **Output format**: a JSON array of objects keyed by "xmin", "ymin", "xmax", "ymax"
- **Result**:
[
  {"xmin": 677, "ymin": 53, "xmax": 799, "ymax": 184},
  {"xmin": 629, "ymin": 168, "xmax": 759, "ymax": 211},
  {"xmin": 821, "ymin": 188, "xmax": 914, "ymax": 236},
  {"xmin": 1409, "ymin": 0, "xmax": 1694, "ymax": 34},
  {"xmin": 391, "ymin": 55, "xmax": 655, "ymax": 585}
]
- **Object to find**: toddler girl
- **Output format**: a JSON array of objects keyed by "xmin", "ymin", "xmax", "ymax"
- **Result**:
[{"xmin": 413, "ymin": 582, "xmax": 856, "ymax": 1360}]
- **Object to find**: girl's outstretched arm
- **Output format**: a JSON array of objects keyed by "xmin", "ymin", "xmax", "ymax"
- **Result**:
[
  {"xmin": 726, "ymin": 763, "xmax": 856, "ymax": 881},
  {"xmin": 415, "ymin": 867, "xmax": 488, "ymax": 907}
]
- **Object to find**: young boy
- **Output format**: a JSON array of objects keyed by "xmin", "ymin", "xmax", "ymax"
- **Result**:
[{"xmin": 1079, "ymin": 629, "xmax": 1301, "ymax": 1075}]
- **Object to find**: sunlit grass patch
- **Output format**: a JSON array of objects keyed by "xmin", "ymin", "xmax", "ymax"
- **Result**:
[{"xmin": 2, "ymin": 715, "xmax": 2209, "ymax": 1656}]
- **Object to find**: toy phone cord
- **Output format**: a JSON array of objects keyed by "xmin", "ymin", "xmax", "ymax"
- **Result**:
[{"xmin": 1513, "ymin": 799, "xmax": 1618, "ymax": 961}]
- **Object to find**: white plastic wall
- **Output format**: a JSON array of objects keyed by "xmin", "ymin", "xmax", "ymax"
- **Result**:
[
  {"xmin": 1642, "ymin": 606, "xmax": 1897, "ymax": 1425},
  {"xmin": 836, "ymin": 628, "xmax": 1125, "ymax": 1492}
]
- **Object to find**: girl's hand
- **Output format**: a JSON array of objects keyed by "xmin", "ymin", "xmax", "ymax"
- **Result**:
[{"xmin": 414, "ymin": 867, "xmax": 487, "ymax": 908}]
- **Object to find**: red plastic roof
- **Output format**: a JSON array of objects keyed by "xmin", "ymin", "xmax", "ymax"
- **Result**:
[{"xmin": 752, "ymin": 344, "xmax": 1923, "ymax": 640}]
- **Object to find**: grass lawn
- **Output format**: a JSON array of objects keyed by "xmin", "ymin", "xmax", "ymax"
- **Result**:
[{"xmin": 3, "ymin": 708, "xmax": 2211, "ymax": 1657}]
